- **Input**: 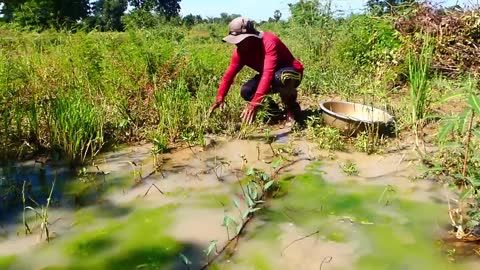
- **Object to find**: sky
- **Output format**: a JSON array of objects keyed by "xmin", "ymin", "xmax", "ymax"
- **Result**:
[
  {"xmin": 1, "ymin": 1, "xmax": 477, "ymax": 20},
  {"xmin": 179, "ymin": 0, "xmax": 478, "ymax": 21}
]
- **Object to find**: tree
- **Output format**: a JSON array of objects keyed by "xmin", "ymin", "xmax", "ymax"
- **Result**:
[
  {"xmin": 12, "ymin": 0, "xmax": 53, "ymax": 27},
  {"xmin": 156, "ymin": 0, "xmax": 180, "ymax": 18},
  {"xmin": 52, "ymin": 0, "xmax": 90, "ymax": 24},
  {"xmin": 128, "ymin": 0, "xmax": 181, "ymax": 19},
  {"xmin": 0, "ymin": 0, "xmax": 27, "ymax": 22},
  {"xmin": 92, "ymin": 0, "xmax": 128, "ymax": 31},
  {"xmin": 273, "ymin": 9, "xmax": 282, "ymax": 22},
  {"xmin": 366, "ymin": 0, "xmax": 416, "ymax": 16},
  {"xmin": 182, "ymin": 14, "xmax": 202, "ymax": 26},
  {"xmin": 182, "ymin": 13, "xmax": 195, "ymax": 27},
  {"xmin": 288, "ymin": 0, "xmax": 332, "ymax": 26},
  {"xmin": 5, "ymin": 0, "xmax": 90, "ymax": 28}
]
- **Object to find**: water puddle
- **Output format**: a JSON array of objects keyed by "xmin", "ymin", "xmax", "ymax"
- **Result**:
[{"xmin": 0, "ymin": 129, "xmax": 479, "ymax": 269}]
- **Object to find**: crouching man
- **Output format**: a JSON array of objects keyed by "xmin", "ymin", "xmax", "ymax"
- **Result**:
[{"xmin": 208, "ymin": 16, "xmax": 305, "ymax": 126}]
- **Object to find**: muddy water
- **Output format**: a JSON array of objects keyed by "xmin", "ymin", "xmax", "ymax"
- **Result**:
[{"xmin": 0, "ymin": 128, "xmax": 479, "ymax": 269}]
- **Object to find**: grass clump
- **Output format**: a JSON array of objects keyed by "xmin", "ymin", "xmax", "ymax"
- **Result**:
[
  {"xmin": 305, "ymin": 116, "xmax": 345, "ymax": 151},
  {"xmin": 48, "ymin": 92, "xmax": 105, "ymax": 165}
]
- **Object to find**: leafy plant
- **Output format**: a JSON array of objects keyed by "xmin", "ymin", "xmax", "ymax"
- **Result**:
[
  {"xmin": 306, "ymin": 124, "xmax": 345, "ymax": 151},
  {"xmin": 427, "ymin": 78, "xmax": 480, "ymax": 239},
  {"xmin": 340, "ymin": 160, "xmax": 359, "ymax": 176},
  {"xmin": 202, "ymin": 157, "xmax": 285, "ymax": 268}
]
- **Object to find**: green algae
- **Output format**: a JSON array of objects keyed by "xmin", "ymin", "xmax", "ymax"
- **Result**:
[
  {"xmin": 197, "ymin": 193, "xmax": 233, "ymax": 209},
  {"xmin": 64, "ymin": 223, "xmax": 120, "ymax": 258},
  {"xmin": 262, "ymin": 172, "xmax": 469, "ymax": 269},
  {"xmin": 0, "ymin": 255, "xmax": 17, "ymax": 269},
  {"xmin": 267, "ymin": 174, "xmax": 387, "ymax": 230},
  {"xmin": 247, "ymin": 253, "xmax": 275, "ymax": 270},
  {"xmin": 17, "ymin": 204, "xmax": 184, "ymax": 270}
]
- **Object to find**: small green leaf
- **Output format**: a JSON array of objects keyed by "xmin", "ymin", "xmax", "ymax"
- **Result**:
[
  {"xmin": 246, "ymin": 183, "xmax": 258, "ymax": 201},
  {"xmin": 205, "ymin": 240, "xmax": 217, "ymax": 256},
  {"xmin": 437, "ymin": 120, "xmax": 455, "ymax": 144},
  {"xmin": 459, "ymin": 188, "xmax": 473, "ymax": 201},
  {"xmin": 242, "ymin": 210, "xmax": 250, "ymax": 220},
  {"xmin": 260, "ymin": 172, "xmax": 269, "ymax": 182},
  {"xmin": 246, "ymin": 167, "xmax": 255, "ymax": 176},
  {"xmin": 236, "ymin": 224, "xmax": 243, "ymax": 234},
  {"xmin": 264, "ymin": 180, "xmax": 275, "ymax": 191},
  {"xmin": 473, "ymin": 129, "xmax": 480, "ymax": 140},
  {"xmin": 246, "ymin": 195, "xmax": 254, "ymax": 208},
  {"xmin": 249, "ymin": 207, "xmax": 262, "ymax": 213},
  {"xmin": 467, "ymin": 95, "xmax": 480, "ymax": 115},
  {"xmin": 271, "ymin": 158, "xmax": 283, "ymax": 169},
  {"xmin": 467, "ymin": 177, "xmax": 480, "ymax": 187},
  {"xmin": 222, "ymin": 215, "xmax": 237, "ymax": 227},
  {"xmin": 179, "ymin": 253, "xmax": 192, "ymax": 266},
  {"xmin": 252, "ymin": 188, "xmax": 258, "ymax": 201},
  {"xmin": 233, "ymin": 199, "xmax": 240, "ymax": 209}
]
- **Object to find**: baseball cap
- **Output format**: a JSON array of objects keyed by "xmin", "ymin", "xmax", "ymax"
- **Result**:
[{"xmin": 222, "ymin": 16, "xmax": 264, "ymax": 44}]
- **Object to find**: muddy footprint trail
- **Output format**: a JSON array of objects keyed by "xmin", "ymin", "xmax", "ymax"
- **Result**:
[{"xmin": 0, "ymin": 128, "xmax": 479, "ymax": 270}]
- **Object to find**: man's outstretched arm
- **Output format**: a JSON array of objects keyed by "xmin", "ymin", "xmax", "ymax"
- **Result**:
[{"xmin": 216, "ymin": 51, "xmax": 243, "ymax": 103}]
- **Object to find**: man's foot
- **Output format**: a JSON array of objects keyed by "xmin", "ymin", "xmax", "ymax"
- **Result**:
[
  {"xmin": 284, "ymin": 109, "xmax": 306, "ymax": 129},
  {"xmin": 284, "ymin": 111, "xmax": 295, "ymax": 127}
]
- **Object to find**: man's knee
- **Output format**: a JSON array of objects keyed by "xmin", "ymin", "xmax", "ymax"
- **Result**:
[
  {"xmin": 240, "ymin": 84, "xmax": 254, "ymax": 101},
  {"xmin": 274, "ymin": 68, "xmax": 302, "ymax": 90},
  {"xmin": 241, "ymin": 78, "xmax": 259, "ymax": 101}
]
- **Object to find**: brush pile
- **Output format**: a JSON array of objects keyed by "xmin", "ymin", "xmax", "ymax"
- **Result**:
[{"xmin": 395, "ymin": 3, "xmax": 480, "ymax": 77}]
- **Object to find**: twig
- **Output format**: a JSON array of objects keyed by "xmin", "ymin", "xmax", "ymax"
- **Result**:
[
  {"xmin": 143, "ymin": 183, "xmax": 164, "ymax": 197},
  {"xmin": 456, "ymin": 110, "xmax": 475, "ymax": 233},
  {"xmin": 256, "ymin": 144, "xmax": 261, "ymax": 161},
  {"xmin": 319, "ymin": 256, "xmax": 333, "ymax": 270},
  {"xmin": 271, "ymin": 157, "xmax": 312, "ymax": 179},
  {"xmin": 281, "ymin": 230, "xmax": 320, "ymax": 256},
  {"xmin": 200, "ymin": 216, "xmax": 253, "ymax": 270},
  {"xmin": 462, "ymin": 111, "xmax": 474, "ymax": 177}
]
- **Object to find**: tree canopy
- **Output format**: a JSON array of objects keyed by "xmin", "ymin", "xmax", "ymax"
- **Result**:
[{"xmin": 0, "ymin": 0, "xmax": 181, "ymax": 29}]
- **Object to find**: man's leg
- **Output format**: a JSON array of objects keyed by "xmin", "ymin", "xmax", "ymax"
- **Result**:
[
  {"xmin": 272, "ymin": 67, "xmax": 303, "ymax": 124},
  {"xmin": 240, "ymin": 75, "xmax": 261, "ymax": 102},
  {"xmin": 241, "ymin": 75, "xmax": 281, "ymax": 115}
]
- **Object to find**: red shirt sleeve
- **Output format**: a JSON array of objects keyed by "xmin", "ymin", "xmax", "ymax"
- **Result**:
[
  {"xmin": 249, "ymin": 39, "xmax": 277, "ymax": 108},
  {"xmin": 216, "ymin": 50, "xmax": 243, "ymax": 103}
]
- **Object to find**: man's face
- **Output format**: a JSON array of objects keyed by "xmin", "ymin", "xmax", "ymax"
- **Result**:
[{"xmin": 236, "ymin": 36, "xmax": 258, "ymax": 52}]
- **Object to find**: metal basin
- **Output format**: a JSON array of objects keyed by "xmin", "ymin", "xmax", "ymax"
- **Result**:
[{"xmin": 319, "ymin": 101, "xmax": 395, "ymax": 136}]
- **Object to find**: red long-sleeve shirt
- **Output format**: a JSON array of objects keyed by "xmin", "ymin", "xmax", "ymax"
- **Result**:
[{"xmin": 216, "ymin": 32, "xmax": 304, "ymax": 108}]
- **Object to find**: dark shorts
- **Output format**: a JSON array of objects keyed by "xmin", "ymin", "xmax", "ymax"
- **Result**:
[{"xmin": 240, "ymin": 67, "xmax": 303, "ymax": 102}]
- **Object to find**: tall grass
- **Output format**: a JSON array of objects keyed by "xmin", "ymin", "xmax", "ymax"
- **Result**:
[
  {"xmin": 47, "ymin": 92, "xmax": 105, "ymax": 165},
  {"xmin": 407, "ymin": 35, "xmax": 434, "ymax": 127},
  {"xmin": 406, "ymin": 35, "xmax": 434, "ymax": 155}
]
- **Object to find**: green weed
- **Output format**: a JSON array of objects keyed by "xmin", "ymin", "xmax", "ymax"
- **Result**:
[
  {"xmin": 407, "ymin": 35, "xmax": 434, "ymax": 154},
  {"xmin": 340, "ymin": 160, "xmax": 359, "ymax": 176},
  {"xmin": 306, "ymin": 124, "xmax": 345, "ymax": 151},
  {"xmin": 47, "ymin": 93, "xmax": 105, "ymax": 165}
]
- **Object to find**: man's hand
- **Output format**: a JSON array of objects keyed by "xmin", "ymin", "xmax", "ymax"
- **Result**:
[
  {"xmin": 208, "ymin": 101, "xmax": 224, "ymax": 117},
  {"xmin": 241, "ymin": 105, "xmax": 257, "ymax": 124}
]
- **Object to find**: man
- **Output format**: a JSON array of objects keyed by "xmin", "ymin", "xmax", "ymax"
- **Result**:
[{"xmin": 208, "ymin": 16, "xmax": 304, "ymax": 126}]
